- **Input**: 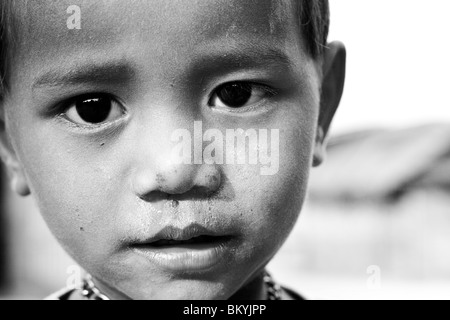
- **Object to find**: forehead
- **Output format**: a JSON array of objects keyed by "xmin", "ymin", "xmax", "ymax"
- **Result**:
[
  {"xmin": 9, "ymin": 0, "xmax": 307, "ymax": 89},
  {"xmin": 15, "ymin": 0, "xmax": 296, "ymax": 36}
]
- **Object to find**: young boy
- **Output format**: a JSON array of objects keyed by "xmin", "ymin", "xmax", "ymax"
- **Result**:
[{"xmin": 0, "ymin": 0, "xmax": 345, "ymax": 300}]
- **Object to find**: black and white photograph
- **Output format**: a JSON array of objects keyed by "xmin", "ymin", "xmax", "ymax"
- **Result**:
[{"xmin": 0, "ymin": 0, "xmax": 448, "ymax": 302}]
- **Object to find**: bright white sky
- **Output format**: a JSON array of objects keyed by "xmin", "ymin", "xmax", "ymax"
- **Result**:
[{"xmin": 328, "ymin": 0, "xmax": 450, "ymax": 134}]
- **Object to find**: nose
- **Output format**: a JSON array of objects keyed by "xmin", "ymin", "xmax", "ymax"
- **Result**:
[
  {"xmin": 132, "ymin": 150, "xmax": 222, "ymax": 200},
  {"xmin": 129, "ymin": 100, "xmax": 223, "ymax": 200},
  {"xmin": 133, "ymin": 163, "xmax": 222, "ymax": 200}
]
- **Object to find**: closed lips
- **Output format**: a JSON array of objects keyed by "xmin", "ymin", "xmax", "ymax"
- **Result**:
[{"xmin": 135, "ymin": 235, "xmax": 231, "ymax": 248}]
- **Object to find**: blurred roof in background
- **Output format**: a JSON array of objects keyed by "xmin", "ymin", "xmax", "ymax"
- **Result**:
[{"xmin": 309, "ymin": 124, "xmax": 450, "ymax": 201}]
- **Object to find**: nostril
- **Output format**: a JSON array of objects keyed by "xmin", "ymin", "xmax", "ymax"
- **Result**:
[
  {"xmin": 138, "ymin": 191, "xmax": 168, "ymax": 203},
  {"xmin": 133, "ymin": 164, "xmax": 222, "ymax": 200}
]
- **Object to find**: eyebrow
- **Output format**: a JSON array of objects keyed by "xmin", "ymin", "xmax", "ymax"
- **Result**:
[
  {"xmin": 31, "ymin": 47, "xmax": 295, "ymax": 90},
  {"xmin": 32, "ymin": 60, "xmax": 136, "ymax": 89},
  {"xmin": 194, "ymin": 46, "xmax": 295, "ymax": 71},
  {"xmin": 184, "ymin": 44, "xmax": 299, "ymax": 84}
]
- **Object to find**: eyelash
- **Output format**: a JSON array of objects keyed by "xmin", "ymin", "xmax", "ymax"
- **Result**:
[
  {"xmin": 55, "ymin": 93, "xmax": 127, "ymax": 130},
  {"xmin": 51, "ymin": 81, "xmax": 277, "ymax": 131},
  {"xmin": 208, "ymin": 81, "xmax": 278, "ymax": 111}
]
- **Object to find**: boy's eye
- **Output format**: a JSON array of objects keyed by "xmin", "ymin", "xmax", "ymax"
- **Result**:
[
  {"xmin": 209, "ymin": 82, "xmax": 272, "ymax": 109},
  {"xmin": 62, "ymin": 95, "xmax": 125, "ymax": 126}
]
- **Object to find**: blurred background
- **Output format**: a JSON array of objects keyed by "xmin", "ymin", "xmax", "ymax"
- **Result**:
[{"xmin": 1, "ymin": 0, "xmax": 450, "ymax": 300}]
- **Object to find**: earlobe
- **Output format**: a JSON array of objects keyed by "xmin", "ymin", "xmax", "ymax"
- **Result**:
[
  {"xmin": 0, "ymin": 111, "xmax": 31, "ymax": 197},
  {"xmin": 10, "ymin": 172, "xmax": 31, "ymax": 196},
  {"xmin": 312, "ymin": 127, "xmax": 325, "ymax": 167},
  {"xmin": 313, "ymin": 41, "xmax": 346, "ymax": 167}
]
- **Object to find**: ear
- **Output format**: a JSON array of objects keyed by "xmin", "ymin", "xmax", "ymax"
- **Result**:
[
  {"xmin": 0, "ymin": 106, "xmax": 31, "ymax": 196},
  {"xmin": 313, "ymin": 41, "xmax": 346, "ymax": 167}
]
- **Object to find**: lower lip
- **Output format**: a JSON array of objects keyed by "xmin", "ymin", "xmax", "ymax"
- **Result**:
[{"xmin": 132, "ymin": 239, "xmax": 230, "ymax": 273}]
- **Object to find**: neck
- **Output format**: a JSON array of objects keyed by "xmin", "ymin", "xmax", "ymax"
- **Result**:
[
  {"xmin": 229, "ymin": 271, "xmax": 267, "ymax": 300},
  {"xmin": 81, "ymin": 270, "xmax": 271, "ymax": 300}
]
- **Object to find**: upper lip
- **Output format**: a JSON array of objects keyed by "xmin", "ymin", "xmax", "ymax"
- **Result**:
[{"xmin": 132, "ymin": 223, "xmax": 228, "ymax": 245}]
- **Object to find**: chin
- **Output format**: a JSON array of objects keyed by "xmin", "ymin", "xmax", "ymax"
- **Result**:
[{"xmin": 122, "ymin": 280, "xmax": 230, "ymax": 300}]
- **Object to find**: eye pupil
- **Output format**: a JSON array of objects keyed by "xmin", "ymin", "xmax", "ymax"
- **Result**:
[
  {"xmin": 76, "ymin": 97, "xmax": 112, "ymax": 124},
  {"xmin": 217, "ymin": 83, "xmax": 252, "ymax": 108}
]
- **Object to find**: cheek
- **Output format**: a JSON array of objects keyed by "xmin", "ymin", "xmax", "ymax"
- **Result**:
[
  {"xmin": 11, "ymin": 122, "xmax": 122, "ymax": 260},
  {"xmin": 26, "ymin": 152, "xmax": 114, "ymax": 250},
  {"xmin": 225, "ymin": 119, "xmax": 316, "ymax": 255}
]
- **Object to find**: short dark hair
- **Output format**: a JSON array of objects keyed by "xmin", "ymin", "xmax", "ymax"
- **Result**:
[
  {"xmin": 0, "ymin": 0, "xmax": 330, "ymax": 98},
  {"xmin": 0, "ymin": 1, "xmax": 10, "ymax": 99},
  {"xmin": 297, "ymin": 0, "xmax": 330, "ymax": 57}
]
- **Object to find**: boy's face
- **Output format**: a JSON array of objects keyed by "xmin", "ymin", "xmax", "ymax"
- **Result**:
[{"xmin": 1, "ymin": 0, "xmax": 343, "ymax": 299}]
